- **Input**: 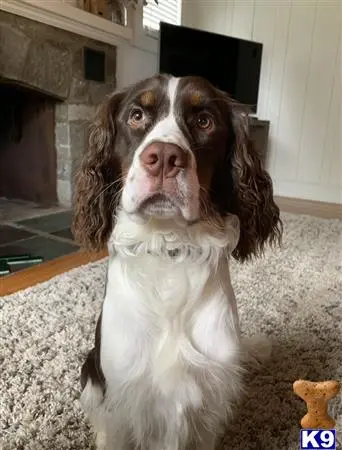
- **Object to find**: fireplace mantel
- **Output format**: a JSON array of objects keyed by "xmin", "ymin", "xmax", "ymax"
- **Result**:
[{"xmin": 0, "ymin": 0, "xmax": 133, "ymax": 46}]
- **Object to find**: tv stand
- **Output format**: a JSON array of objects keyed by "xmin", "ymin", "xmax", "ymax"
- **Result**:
[{"xmin": 248, "ymin": 117, "xmax": 270, "ymax": 167}]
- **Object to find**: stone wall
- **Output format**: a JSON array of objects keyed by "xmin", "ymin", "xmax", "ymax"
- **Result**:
[{"xmin": 0, "ymin": 11, "xmax": 117, "ymax": 206}]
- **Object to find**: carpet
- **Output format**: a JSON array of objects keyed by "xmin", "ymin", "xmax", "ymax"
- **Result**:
[{"xmin": 1, "ymin": 213, "xmax": 341, "ymax": 450}]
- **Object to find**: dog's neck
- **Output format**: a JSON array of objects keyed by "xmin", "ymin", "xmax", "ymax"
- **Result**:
[
  {"xmin": 106, "ymin": 210, "xmax": 240, "ymax": 326},
  {"xmin": 108, "ymin": 210, "xmax": 240, "ymax": 267}
]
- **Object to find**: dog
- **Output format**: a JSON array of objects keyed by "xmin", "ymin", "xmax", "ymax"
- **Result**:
[{"xmin": 72, "ymin": 74, "xmax": 282, "ymax": 450}]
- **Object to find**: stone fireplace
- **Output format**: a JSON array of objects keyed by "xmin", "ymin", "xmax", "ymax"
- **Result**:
[{"xmin": 0, "ymin": 10, "xmax": 117, "ymax": 207}]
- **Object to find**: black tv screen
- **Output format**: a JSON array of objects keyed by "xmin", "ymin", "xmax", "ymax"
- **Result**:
[{"xmin": 158, "ymin": 22, "xmax": 263, "ymax": 113}]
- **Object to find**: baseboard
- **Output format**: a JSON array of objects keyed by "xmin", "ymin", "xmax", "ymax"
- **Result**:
[{"xmin": 275, "ymin": 196, "xmax": 342, "ymax": 220}]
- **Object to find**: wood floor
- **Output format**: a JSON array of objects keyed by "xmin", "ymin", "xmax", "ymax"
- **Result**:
[{"xmin": 0, "ymin": 249, "xmax": 108, "ymax": 296}]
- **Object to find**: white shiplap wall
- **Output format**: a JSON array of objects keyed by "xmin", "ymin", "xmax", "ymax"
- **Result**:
[{"xmin": 182, "ymin": 0, "xmax": 342, "ymax": 203}]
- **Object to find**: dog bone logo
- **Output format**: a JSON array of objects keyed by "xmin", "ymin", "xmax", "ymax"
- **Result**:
[{"xmin": 293, "ymin": 379, "xmax": 341, "ymax": 429}]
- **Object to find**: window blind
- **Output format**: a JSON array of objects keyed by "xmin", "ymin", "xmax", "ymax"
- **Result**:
[{"xmin": 143, "ymin": 0, "xmax": 180, "ymax": 31}]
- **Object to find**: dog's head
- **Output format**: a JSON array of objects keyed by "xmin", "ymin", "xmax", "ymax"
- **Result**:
[{"xmin": 72, "ymin": 74, "xmax": 282, "ymax": 261}]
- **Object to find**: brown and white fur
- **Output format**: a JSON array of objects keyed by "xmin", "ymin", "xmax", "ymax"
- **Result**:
[{"xmin": 72, "ymin": 74, "xmax": 282, "ymax": 450}]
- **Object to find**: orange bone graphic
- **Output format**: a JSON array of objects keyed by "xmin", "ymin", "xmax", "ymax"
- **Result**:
[{"xmin": 293, "ymin": 380, "xmax": 341, "ymax": 429}]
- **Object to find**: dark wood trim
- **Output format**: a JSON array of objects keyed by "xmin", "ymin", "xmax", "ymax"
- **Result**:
[
  {"xmin": 275, "ymin": 196, "xmax": 342, "ymax": 220},
  {"xmin": 0, "ymin": 249, "xmax": 108, "ymax": 296}
]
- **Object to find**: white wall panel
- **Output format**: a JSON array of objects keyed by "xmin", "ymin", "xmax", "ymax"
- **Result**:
[
  {"xmin": 273, "ymin": 4, "xmax": 316, "ymax": 182},
  {"xmin": 230, "ymin": 0, "xmax": 255, "ymax": 40},
  {"xmin": 182, "ymin": 1, "xmax": 230, "ymax": 34},
  {"xmin": 296, "ymin": 3, "xmax": 341, "ymax": 184}
]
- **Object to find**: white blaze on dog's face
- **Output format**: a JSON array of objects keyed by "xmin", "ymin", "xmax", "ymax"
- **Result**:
[
  {"xmin": 122, "ymin": 78, "xmax": 200, "ymax": 221},
  {"xmin": 121, "ymin": 78, "xmax": 197, "ymax": 221},
  {"xmin": 115, "ymin": 75, "xmax": 230, "ymax": 223}
]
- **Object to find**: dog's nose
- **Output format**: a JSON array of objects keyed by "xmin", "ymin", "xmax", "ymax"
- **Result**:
[{"xmin": 140, "ymin": 142, "xmax": 188, "ymax": 178}]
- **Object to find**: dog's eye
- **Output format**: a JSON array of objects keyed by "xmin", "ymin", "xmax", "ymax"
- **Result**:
[
  {"xmin": 129, "ymin": 108, "xmax": 145, "ymax": 127},
  {"xmin": 196, "ymin": 113, "xmax": 213, "ymax": 131}
]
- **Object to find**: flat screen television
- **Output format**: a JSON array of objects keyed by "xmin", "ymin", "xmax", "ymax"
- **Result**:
[{"xmin": 158, "ymin": 22, "xmax": 263, "ymax": 113}]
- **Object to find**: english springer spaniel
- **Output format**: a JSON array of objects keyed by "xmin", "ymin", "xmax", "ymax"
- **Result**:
[{"xmin": 72, "ymin": 74, "xmax": 282, "ymax": 450}]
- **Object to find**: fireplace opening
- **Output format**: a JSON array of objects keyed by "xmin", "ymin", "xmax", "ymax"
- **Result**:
[{"xmin": 0, "ymin": 83, "xmax": 58, "ymax": 206}]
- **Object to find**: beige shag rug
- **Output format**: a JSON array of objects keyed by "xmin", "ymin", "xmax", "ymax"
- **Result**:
[{"xmin": 1, "ymin": 213, "xmax": 341, "ymax": 450}]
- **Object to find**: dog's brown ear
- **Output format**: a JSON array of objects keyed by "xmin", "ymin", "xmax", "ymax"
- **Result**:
[
  {"xmin": 211, "ymin": 97, "xmax": 282, "ymax": 262},
  {"xmin": 229, "ymin": 104, "xmax": 282, "ymax": 261},
  {"xmin": 72, "ymin": 91, "xmax": 125, "ymax": 251}
]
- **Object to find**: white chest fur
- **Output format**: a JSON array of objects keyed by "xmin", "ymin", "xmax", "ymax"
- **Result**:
[
  {"xmin": 102, "ymin": 253, "xmax": 240, "ymax": 377},
  {"xmin": 98, "ymin": 213, "xmax": 243, "ymax": 446}
]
